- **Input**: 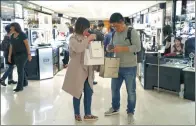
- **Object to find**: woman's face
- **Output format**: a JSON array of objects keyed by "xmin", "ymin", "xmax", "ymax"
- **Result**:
[
  {"xmin": 83, "ymin": 28, "xmax": 90, "ymax": 36},
  {"xmin": 175, "ymin": 39, "xmax": 181, "ymax": 46},
  {"xmin": 10, "ymin": 26, "xmax": 15, "ymax": 33}
]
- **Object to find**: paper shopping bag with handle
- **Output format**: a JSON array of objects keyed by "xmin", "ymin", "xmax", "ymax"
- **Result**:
[
  {"xmin": 89, "ymin": 41, "xmax": 103, "ymax": 58},
  {"xmin": 99, "ymin": 57, "xmax": 120, "ymax": 78}
]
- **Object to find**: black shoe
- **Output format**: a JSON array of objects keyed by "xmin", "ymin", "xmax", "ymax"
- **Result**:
[
  {"xmin": 24, "ymin": 84, "xmax": 28, "ymax": 87},
  {"xmin": 8, "ymin": 80, "xmax": 17, "ymax": 85},
  {"xmin": 93, "ymin": 81, "xmax": 98, "ymax": 85},
  {"xmin": 13, "ymin": 88, "xmax": 23, "ymax": 92},
  {"xmin": 0, "ymin": 79, "xmax": 6, "ymax": 86},
  {"xmin": 23, "ymin": 82, "xmax": 28, "ymax": 87}
]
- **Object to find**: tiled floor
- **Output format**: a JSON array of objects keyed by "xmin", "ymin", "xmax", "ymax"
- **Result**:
[{"xmin": 1, "ymin": 69, "xmax": 195, "ymax": 125}]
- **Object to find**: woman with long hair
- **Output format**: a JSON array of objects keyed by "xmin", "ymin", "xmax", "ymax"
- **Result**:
[
  {"xmin": 62, "ymin": 17, "xmax": 98, "ymax": 121},
  {"xmin": 0, "ymin": 25, "xmax": 17, "ymax": 86},
  {"xmin": 8, "ymin": 22, "xmax": 32, "ymax": 92}
]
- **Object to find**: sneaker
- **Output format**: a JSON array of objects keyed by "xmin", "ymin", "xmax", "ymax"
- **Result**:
[
  {"xmin": 128, "ymin": 113, "xmax": 135, "ymax": 124},
  {"xmin": 104, "ymin": 108, "xmax": 119, "ymax": 116},
  {"xmin": 8, "ymin": 80, "xmax": 17, "ymax": 85},
  {"xmin": 84, "ymin": 115, "xmax": 98, "ymax": 121},
  {"xmin": 75, "ymin": 115, "xmax": 82, "ymax": 122},
  {"xmin": 0, "ymin": 79, "xmax": 6, "ymax": 86}
]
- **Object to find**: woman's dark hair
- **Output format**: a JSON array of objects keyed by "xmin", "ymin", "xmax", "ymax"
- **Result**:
[
  {"xmin": 69, "ymin": 26, "xmax": 74, "ymax": 34},
  {"xmin": 75, "ymin": 17, "xmax": 90, "ymax": 34},
  {"xmin": 110, "ymin": 13, "xmax": 125, "ymax": 23},
  {"xmin": 5, "ymin": 25, "xmax": 11, "ymax": 33},
  {"xmin": 10, "ymin": 22, "xmax": 22, "ymax": 33},
  {"xmin": 163, "ymin": 25, "xmax": 172, "ymax": 36},
  {"xmin": 175, "ymin": 36, "xmax": 182, "ymax": 42}
]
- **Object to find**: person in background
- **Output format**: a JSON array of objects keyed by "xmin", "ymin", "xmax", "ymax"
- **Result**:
[
  {"xmin": 63, "ymin": 26, "xmax": 74, "ymax": 68},
  {"xmin": 52, "ymin": 25, "xmax": 58, "ymax": 40},
  {"xmin": 91, "ymin": 23, "xmax": 105, "ymax": 85},
  {"xmin": 8, "ymin": 22, "xmax": 32, "ymax": 92},
  {"xmin": 171, "ymin": 37, "xmax": 184, "ymax": 55},
  {"xmin": 94, "ymin": 22, "xmax": 105, "ymax": 43},
  {"xmin": 105, "ymin": 13, "xmax": 141, "ymax": 121},
  {"xmin": 0, "ymin": 25, "xmax": 17, "ymax": 86},
  {"xmin": 62, "ymin": 17, "xmax": 98, "ymax": 121},
  {"xmin": 103, "ymin": 27, "xmax": 115, "ymax": 57},
  {"xmin": 163, "ymin": 25, "xmax": 172, "ymax": 54}
]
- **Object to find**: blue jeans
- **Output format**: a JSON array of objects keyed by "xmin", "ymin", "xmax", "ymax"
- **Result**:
[
  {"xmin": 73, "ymin": 79, "xmax": 92, "ymax": 115},
  {"xmin": 1, "ymin": 64, "xmax": 14, "ymax": 81},
  {"xmin": 111, "ymin": 67, "xmax": 137, "ymax": 114}
]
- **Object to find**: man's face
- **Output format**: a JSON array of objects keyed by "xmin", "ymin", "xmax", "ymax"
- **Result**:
[{"xmin": 111, "ymin": 22, "xmax": 125, "ymax": 32}]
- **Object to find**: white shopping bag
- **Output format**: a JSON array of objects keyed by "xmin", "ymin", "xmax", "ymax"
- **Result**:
[
  {"xmin": 84, "ymin": 48, "xmax": 104, "ymax": 65},
  {"xmin": 89, "ymin": 41, "xmax": 103, "ymax": 58}
]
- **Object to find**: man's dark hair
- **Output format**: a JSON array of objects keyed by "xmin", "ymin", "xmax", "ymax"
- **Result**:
[
  {"xmin": 110, "ymin": 13, "xmax": 125, "ymax": 23},
  {"xmin": 75, "ymin": 17, "xmax": 90, "ymax": 34},
  {"xmin": 5, "ymin": 25, "xmax": 11, "ymax": 33},
  {"xmin": 93, "ymin": 25, "xmax": 97, "ymax": 30},
  {"xmin": 10, "ymin": 22, "xmax": 22, "ymax": 33},
  {"xmin": 163, "ymin": 25, "xmax": 172, "ymax": 36},
  {"xmin": 69, "ymin": 26, "xmax": 74, "ymax": 34},
  {"xmin": 98, "ymin": 22, "xmax": 104, "ymax": 28}
]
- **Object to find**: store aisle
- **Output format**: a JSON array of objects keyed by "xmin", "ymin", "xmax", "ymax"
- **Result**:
[{"xmin": 1, "ymin": 69, "xmax": 195, "ymax": 125}]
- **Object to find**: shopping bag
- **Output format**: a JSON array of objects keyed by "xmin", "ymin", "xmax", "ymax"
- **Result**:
[
  {"xmin": 84, "ymin": 48, "xmax": 104, "ymax": 65},
  {"xmin": 89, "ymin": 41, "xmax": 103, "ymax": 58},
  {"xmin": 99, "ymin": 57, "xmax": 120, "ymax": 78}
]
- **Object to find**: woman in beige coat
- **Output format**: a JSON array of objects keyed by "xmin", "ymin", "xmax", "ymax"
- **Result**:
[{"xmin": 62, "ymin": 17, "xmax": 98, "ymax": 122}]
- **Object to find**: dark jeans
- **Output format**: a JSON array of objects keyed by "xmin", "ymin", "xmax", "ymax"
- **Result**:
[
  {"xmin": 111, "ymin": 67, "xmax": 137, "ymax": 114},
  {"xmin": 14, "ymin": 54, "xmax": 28, "ymax": 90},
  {"xmin": 73, "ymin": 79, "xmax": 92, "ymax": 115},
  {"xmin": 1, "ymin": 64, "xmax": 14, "ymax": 81},
  {"xmin": 62, "ymin": 50, "xmax": 69, "ymax": 65}
]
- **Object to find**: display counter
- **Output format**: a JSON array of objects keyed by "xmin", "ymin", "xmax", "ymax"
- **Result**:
[
  {"xmin": 143, "ymin": 54, "xmax": 188, "ymax": 92},
  {"xmin": 183, "ymin": 67, "xmax": 195, "ymax": 101},
  {"xmin": 25, "ymin": 44, "xmax": 64, "ymax": 80}
]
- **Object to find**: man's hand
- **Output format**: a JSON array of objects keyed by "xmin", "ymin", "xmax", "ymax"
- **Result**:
[{"xmin": 114, "ymin": 46, "xmax": 129, "ymax": 53}]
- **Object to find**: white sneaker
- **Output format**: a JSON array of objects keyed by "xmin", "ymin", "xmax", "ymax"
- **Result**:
[
  {"xmin": 128, "ymin": 113, "xmax": 135, "ymax": 124},
  {"xmin": 104, "ymin": 108, "xmax": 119, "ymax": 116}
]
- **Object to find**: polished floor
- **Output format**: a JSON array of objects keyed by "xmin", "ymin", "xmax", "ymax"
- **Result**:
[{"xmin": 1, "ymin": 69, "xmax": 195, "ymax": 125}]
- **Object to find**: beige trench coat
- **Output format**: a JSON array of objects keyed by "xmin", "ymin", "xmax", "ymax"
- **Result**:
[{"xmin": 62, "ymin": 34, "xmax": 95, "ymax": 99}]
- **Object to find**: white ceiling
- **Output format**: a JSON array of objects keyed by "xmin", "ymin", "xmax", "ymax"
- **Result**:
[{"xmin": 30, "ymin": 1, "xmax": 165, "ymax": 20}]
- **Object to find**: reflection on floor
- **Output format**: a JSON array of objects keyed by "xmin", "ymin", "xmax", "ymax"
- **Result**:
[{"xmin": 1, "ymin": 69, "xmax": 195, "ymax": 125}]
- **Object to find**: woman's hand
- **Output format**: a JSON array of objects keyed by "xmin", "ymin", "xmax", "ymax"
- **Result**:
[
  {"xmin": 28, "ymin": 55, "xmax": 32, "ymax": 62},
  {"xmin": 87, "ymin": 34, "xmax": 96, "ymax": 43},
  {"xmin": 8, "ymin": 56, "xmax": 11, "ymax": 63}
]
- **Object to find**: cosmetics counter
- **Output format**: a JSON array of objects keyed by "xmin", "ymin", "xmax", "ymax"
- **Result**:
[
  {"xmin": 25, "ymin": 42, "xmax": 64, "ymax": 80},
  {"xmin": 141, "ymin": 53, "xmax": 195, "ymax": 101}
]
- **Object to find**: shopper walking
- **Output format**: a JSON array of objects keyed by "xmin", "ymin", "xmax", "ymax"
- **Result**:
[
  {"xmin": 62, "ymin": 17, "xmax": 98, "ymax": 122},
  {"xmin": 0, "ymin": 25, "xmax": 17, "ymax": 86},
  {"xmin": 105, "ymin": 13, "xmax": 141, "ymax": 118},
  {"xmin": 8, "ymin": 22, "xmax": 32, "ymax": 92}
]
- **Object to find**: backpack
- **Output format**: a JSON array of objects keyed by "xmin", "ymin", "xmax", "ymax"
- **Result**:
[
  {"xmin": 1, "ymin": 35, "xmax": 10, "ymax": 52},
  {"xmin": 111, "ymin": 27, "xmax": 145, "ymax": 62}
]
